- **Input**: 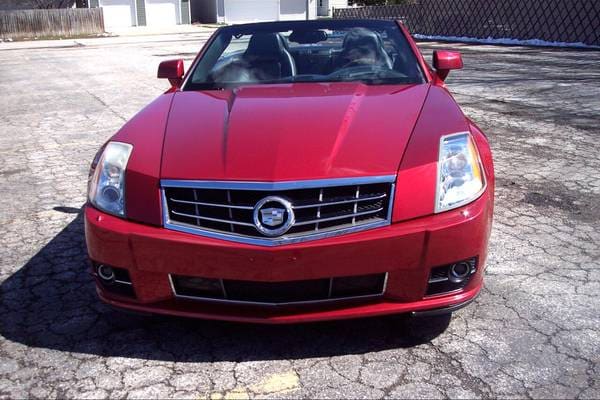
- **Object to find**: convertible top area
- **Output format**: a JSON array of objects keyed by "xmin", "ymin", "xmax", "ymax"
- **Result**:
[
  {"xmin": 184, "ymin": 19, "xmax": 426, "ymax": 90},
  {"xmin": 215, "ymin": 18, "xmax": 404, "ymax": 32}
]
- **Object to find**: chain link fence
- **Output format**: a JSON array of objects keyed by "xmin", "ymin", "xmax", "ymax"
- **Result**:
[{"xmin": 334, "ymin": 0, "xmax": 600, "ymax": 47}]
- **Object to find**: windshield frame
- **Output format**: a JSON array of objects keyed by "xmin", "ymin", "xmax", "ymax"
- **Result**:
[{"xmin": 181, "ymin": 19, "xmax": 428, "ymax": 91}]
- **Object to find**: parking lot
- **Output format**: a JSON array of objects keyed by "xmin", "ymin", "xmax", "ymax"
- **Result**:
[{"xmin": 0, "ymin": 32, "xmax": 599, "ymax": 398}]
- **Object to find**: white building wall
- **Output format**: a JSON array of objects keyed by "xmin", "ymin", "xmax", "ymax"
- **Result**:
[
  {"xmin": 329, "ymin": 0, "xmax": 347, "ymax": 10},
  {"xmin": 307, "ymin": 0, "xmax": 317, "ymax": 19},
  {"xmin": 218, "ymin": 0, "xmax": 317, "ymax": 23},
  {"xmin": 216, "ymin": 0, "xmax": 225, "ymax": 22},
  {"xmin": 279, "ymin": 0, "xmax": 306, "ymax": 20},
  {"xmin": 318, "ymin": 0, "xmax": 347, "ymax": 16}
]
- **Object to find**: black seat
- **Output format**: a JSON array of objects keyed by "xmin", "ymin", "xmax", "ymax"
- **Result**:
[
  {"xmin": 336, "ymin": 28, "xmax": 393, "ymax": 69},
  {"xmin": 243, "ymin": 33, "xmax": 297, "ymax": 80}
]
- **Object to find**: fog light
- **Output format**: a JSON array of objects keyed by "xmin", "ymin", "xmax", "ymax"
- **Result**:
[
  {"xmin": 448, "ymin": 262, "xmax": 471, "ymax": 283},
  {"xmin": 97, "ymin": 264, "xmax": 115, "ymax": 282},
  {"xmin": 426, "ymin": 257, "xmax": 477, "ymax": 296}
]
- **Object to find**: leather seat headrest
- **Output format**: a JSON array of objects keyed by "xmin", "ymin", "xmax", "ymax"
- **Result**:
[
  {"xmin": 245, "ymin": 33, "xmax": 287, "ymax": 58},
  {"xmin": 342, "ymin": 28, "xmax": 384, "ymax": 51}
]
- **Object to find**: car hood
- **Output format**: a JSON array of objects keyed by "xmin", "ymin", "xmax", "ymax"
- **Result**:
[{"xmin": 161, "ymin": 82, "xmax": 430, "ymax": 181}]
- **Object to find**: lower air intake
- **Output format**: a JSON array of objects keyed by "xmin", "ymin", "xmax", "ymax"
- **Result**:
[{"xmin": 171, "ymin": 273, "xmax": 387, "ymax": 305}]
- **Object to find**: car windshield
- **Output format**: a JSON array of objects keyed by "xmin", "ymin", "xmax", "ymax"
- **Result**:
[{"xmin": 184, "ymin": 20, "xmax": 425, "ymax": 90}]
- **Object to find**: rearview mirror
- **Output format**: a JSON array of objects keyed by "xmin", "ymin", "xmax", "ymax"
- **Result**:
[
  {"xmin": 433, "ymin": 50, "xmax": 463, "ymax": 81},
  {"xmin": 158, "ymin": 59, "xmax": 185, "ymax": 88},
  {"xmin": 289, "ymin": 29, "xmax": 327, "ymax": 44}
]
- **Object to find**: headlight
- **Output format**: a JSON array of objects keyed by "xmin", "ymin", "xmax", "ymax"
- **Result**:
[
  {"xmin": 435, "ymin": 132, "xmax": 485, "ymax": 213},
  {"xmin": 88, "ymin": 142, "xmax": 133, "ymax": 217}
]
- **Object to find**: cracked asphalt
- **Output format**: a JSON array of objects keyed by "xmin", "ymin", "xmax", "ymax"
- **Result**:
[{"xmin": 0, "ymin": 32, "xmax": 599, "ymax": 399}]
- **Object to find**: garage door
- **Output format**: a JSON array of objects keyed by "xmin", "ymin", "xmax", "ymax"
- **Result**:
[
  {"xmin": 145, "ymin": 0, "xmax": 181, "ymax": 26},
  {"xmin": 280, "ymin": 0, "xmax": 307, "ymax": 20},
  {"xmin": 100, "ymin": 0, "xmax": 135, "ymax": 29},
  {"xmin": 224, "ymin": 0, "xmax": 279, "ymax": 23}
]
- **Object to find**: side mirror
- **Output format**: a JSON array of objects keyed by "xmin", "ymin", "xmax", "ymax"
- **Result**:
[
  {"xmin": 158, "ymin": 59, "xmax": 184, "ymax": 88},
  {"xmin": 433, "ymin": 50, "xmax": 463, "ymax": 81}
]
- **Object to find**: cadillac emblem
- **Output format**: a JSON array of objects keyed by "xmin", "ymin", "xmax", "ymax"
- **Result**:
[{"xmin": 253, "ymin": 196, "xmax": 295, "ymax": 237}]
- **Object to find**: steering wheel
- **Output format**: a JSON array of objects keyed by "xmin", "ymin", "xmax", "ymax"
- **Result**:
[
  {"xmin": 340, "ymin": 58, "xmax": 382, "ymax": 69},
  {"xmin": 328, "ymin": 64, "xmax": 391, "ymax": 79}
]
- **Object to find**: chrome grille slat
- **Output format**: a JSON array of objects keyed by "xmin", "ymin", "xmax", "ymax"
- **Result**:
[
  {"xmin": 292, "ymin": 193, "xmax": 386, "ymax": 209},
  {"xmin": 192, "ymin": 189, "xmax": 201, "ymax": 227},
  {"xmin": 352, "ymin": 185, "xmax": 360, "ymax": 225},
  {"xmin": 293, "ymin": 207, "xmax": 384, "ymax": 227},
  {"xmin": 316, "ymin": 188, "xmax": 323, "ymax": 231},
  {"xmin": 169, "ymin": 198, "xmax": 254, "ymax": 210},
  {"xmin": 162, "ymin": 176, "xmax": 395, "ymax": 246},
  {"xmin": 171, "ymin": 193, "xmax": 386, "ymax": 211},
  {"xmin": 171, "ymin": 210, "xmax": 255, "ymax": 227},
  {"xmin": 226, "ymin": 190, "xmax": 235, "ymax": 233}
]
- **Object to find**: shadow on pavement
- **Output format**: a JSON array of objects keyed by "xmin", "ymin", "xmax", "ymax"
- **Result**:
[{"xmin": 0, "ymin": 210, "xmax": 450, "ymax": 362}]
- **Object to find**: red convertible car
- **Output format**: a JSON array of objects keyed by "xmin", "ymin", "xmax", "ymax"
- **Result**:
[{"xmin": 85, "ymin": 19, "xmax": 494, "ymax": 324}]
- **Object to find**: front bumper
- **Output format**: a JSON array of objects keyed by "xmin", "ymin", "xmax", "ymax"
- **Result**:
[{"xmin": 85, "ymin": 191, "xmax": 492, "ymax": 324}]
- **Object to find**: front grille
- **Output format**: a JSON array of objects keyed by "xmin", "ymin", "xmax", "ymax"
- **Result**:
[
  {"xmin": 162, "ymin": 176, "xmax": 395, "ymax": 245},
  {"xmin": 170, "ymin": 273, "xmax": 387, "ymax": 305}
]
